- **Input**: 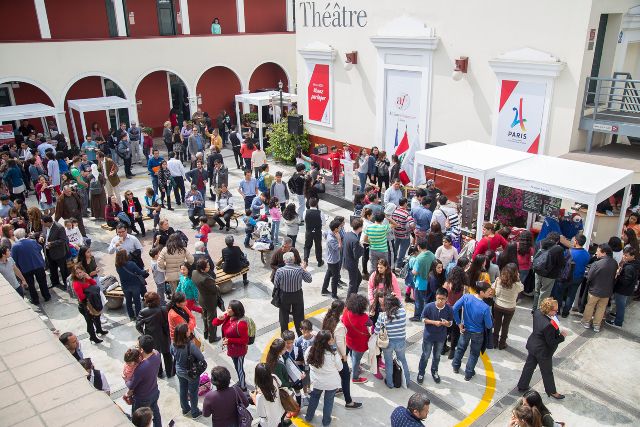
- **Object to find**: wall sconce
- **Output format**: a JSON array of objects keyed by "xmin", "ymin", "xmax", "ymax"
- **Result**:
[
  {"xmin": 452, "ymin": 56, "xmax": 469, "ymax": 81},
  {"xmin": 197, "ymin": 94, "xmax": 202, "ymax": 105},
  {"xmin": 344, "ymin": 51, "xmax": 358, "ymax": 71}
]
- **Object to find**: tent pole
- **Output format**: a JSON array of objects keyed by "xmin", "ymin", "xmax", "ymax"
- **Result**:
[
  {"xmin": 583, "ymin": 203, "xmax": 597, "ymax": 247},
  {"xmin": 79, "ymin": 110, "xmax": 87, "ymax": 144},
  {"xmin": 40, "ymin": 117, "xmax": 48, "ymax": 137},
  {"xmin": 115, "ymin": 109, "xmax": 120, "ymax": 128},
  {"xmin": 476, "ymin": 178, "xmax": 487, "ymax": 241},
  {"xmin": 69, "ymin": 107, "xmax": 79, "ymax": 147},
  {"xmin": 258, "ymin": 105, "xmax": 264, "ymax": 150},
  {"xmin": 617, "ymin": 184, "xmax": 632, "ymax": 235},
  {"xmin": 489, "ymin": 179, "xmax": 499, "ymax": 222},
  {"xmin": 53, "ymin": 114, "xmax": 62, "ymax": 136},
  {"xmin": 235, "ymin": 98, "xmax": 241, "ymax": 134}
]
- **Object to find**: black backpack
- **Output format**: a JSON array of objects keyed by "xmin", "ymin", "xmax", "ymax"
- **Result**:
[
  {"xmin": 532, "ymin": 248, "xmax": 553, "ymax": 277},
  {"xmin": 558, "ymin": 250, "xmax": 575, "ymax": 282}
]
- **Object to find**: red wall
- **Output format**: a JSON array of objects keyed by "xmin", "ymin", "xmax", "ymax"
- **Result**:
[
  {"xmin": 64, "ymin": 77, "xmax": 109, "ymax": 143},
  {"xmin": 12, "ymin": 83, "xmax": 55, "ymax": 134},
  {"xmin": 249, "ymin": 62, "xmax": 289, "ymax": 92},
  {"xmin": 126, "ymin": 0, "xmax": 160, "ymax": 37},
  {"xmin": 0, "ymin": 1, "xmax": 40, "ymax": 41},
  {"xmin": 244, "ymin": 0, "xmax": 286, "ymax": 33},
  {"xmin": 136, "ymin": 71, "xmax": 170, "ymax": 136},
  {"xmin": 46, "ymin": 0, "xmax": 110, "ymax": 39},
  {"xmin": 196, "ymin": 67, "xmax": 241, "ymax": 121},
  {"xmin": 187, "ymin": 0, "xmax": 237, "ymax": 35}
]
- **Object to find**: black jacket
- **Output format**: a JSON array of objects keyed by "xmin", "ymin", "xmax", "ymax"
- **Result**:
[
  {"xmin": 122, "ymin": 197, "xmax": 143, "ymax": 216},
  {"xmin": 136, "ymin": 306, "xmax": 170, "ymax": 353},
  {"xmin": 192, "ymin": 269, "xmax": 219, "ymax": 312},
  {"xmin": 342, "ymin": 231, "xmax": 363, "ymax": 270},
  {"xmin": 305, "ymin": 209, "xmax": 323, "ymax": 233},
  {"xmin": 288, "ymin": 172, "xmax": 306, "ymax": 195},
  {"xmin": 587, "ymin": 256, "xmax": 618, "ymax": 297},
  {"xmin": 614, "ymin": 259, "xmax": 639, "ymax": 296},
  {"xmin": 45, "ymin": 222, "xmax": 69, "ymax": 261},
  {"xmin": 545, "ymin": 244, "xmax": 567, "ymax": 279},
  {"xmin": 526, "ymin": 310, "xmax": 565, "ymax": 358},
  {"xmin": 221, "ymin": 246, "xmax": 247, "ymax": 274}
]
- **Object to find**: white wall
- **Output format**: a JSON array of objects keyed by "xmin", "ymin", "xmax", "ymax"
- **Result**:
[{"xmin": 295, "ymin": 0, "xmax": 640, "ymax": 156}]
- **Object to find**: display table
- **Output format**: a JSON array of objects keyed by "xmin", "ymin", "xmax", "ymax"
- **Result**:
[{"xmin": 311, "ymin": 153, "xmax": 332, "ymax": 170}]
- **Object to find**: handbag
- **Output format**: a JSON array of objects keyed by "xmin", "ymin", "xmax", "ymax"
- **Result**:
[
  {"xmin": 279, "ymin": 388, "xmax": 300, "ymax": 413},
  {"xmin": 392, "ymin": 358, "xmax": 403, "ymax": 388},
  {"xmin": 271, "ymin": 285, "xmax": 282, "ymax": 308},
  {"xmin": 217, "ymin": 294, "xmax": 225, "ymax": 311},
  {"xmin": 376, "ymin": 323, "xmax": 389, "ymax": 349},
  {"xmin": 186, "ymin": 341, "xmax": 207, "ymax": 379},
  {"xmin": 122, "ymin": 265, "xmax": 147, "ymax": 288},
  {"xmin": 232, "ymin": 385, "xmax": 253, "ymax": 427}
]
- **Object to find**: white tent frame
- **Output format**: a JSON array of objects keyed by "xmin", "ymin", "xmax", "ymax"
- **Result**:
[
  {"xmin": 67, "ymin": 96, "xmax": 130, "ymax": 144},
  {"xmin": 234, "ymin": 91, "xmax": 297, "ymax": 150},
  {"xmin": 490, "ymin": 155, "xmax": 634, "ymax": 246},
  {"xmin": 0, "ymin": 103, "xmax": 61, "ymax": 137},
  {"xmin": 413, "ymin": 140, "xmax": 533, "ymax": 241}
]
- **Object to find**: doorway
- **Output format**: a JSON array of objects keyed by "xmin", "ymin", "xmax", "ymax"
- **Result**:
[
  {"xmin": 104, "ymin": 78, "xmax": 130, "ymax": 129},
  {"xmin": 169, "ymin": 73, "xmax": 189, "ymax": 124},
  {"xmin": 587, "ymin": 14, "xmax": 609, "ymax": 105},
  {"xmin": 157, "ymin": 0, "xmax": 176, "ymax": 36}
]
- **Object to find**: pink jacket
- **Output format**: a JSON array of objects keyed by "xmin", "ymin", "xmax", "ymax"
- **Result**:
[{"xmin": 367, "ymin": 272, "xmax": 402, "ymax": 304}]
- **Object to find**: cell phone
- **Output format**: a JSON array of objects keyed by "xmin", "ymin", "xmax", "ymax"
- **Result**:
[{"xmin": 168, "ymin": 421, "xmax": 175, "ymax": 427}]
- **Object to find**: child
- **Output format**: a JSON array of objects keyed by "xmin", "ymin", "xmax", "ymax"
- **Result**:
[
  {"xmin": 404, "ymin": 246, "xmax": 419, "ymax": 303},
  {"xmin": 282, "ymin": 203, "xmax": 299, "ymax": 247},
  {"xmin": 269, "ymin": 197, "xmax": 282, "ymax": 246},
  {"xmin": 176, "ymin": 263, "xmax": 202, "ymax": 313},
  {"xmin": 122, "ymin": 347, "xmax": 142, "ymax": 404},
  {"xmin": 328, "ymin": 146, "xmax": 342, "ymax": 185},
  {"xmin": 369, "ymin": 290, "xmax": 386, "ymax": 379},
  {"xmin": 417, "ymin": 287, "xmax": 453, "ymax": 384},
  {"xmin": 64, "ymin": 219, "xmax": 83, "ymax": 258},
  {"xmin": 143, "ymin": 187, "xmax": 161, "ymax": 231},
  {"xmin": 243, "ymin": 209, "xmax": 257, "ymax": 248},
  {"xmin": 149, "ymin": 247, "xmax": 168, "ymax": 304},
  {"xmin": 251, "ymin": 192, "xmax": 266, "ymax": 217},
  {"xmin": 294, "ymin": 319, "xmax": 316, "ymax": 395},
  {"xmin": 79, "ymin": 357, "xmax": 110, "ymax": 394},
  {"xmin": 195, "ymin": 217, "xmax": 211, "ymax": 253},
  {"xmin": 282, "ymin": 330, "xmax": 306, "ymax": 406}
]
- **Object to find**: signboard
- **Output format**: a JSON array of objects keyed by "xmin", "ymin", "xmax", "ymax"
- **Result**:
[
  {"xmin": 522, "ymin": 190, "xmax": 561, "ymax": 217},
  {"xmin": 383, "ymin": 69, "xmax": 421, "ymax": 155},
  {"xmin": 0, "ymin": 124, "xmax": 14, "ymax": 146},
  {"xmin": 495, "ymin": 80, "xmax": 546, "ymax": 154},
  {"xmin": 307, "ymin": 63, "xmax": 332, "ymax": 126},
  {"xmin": 593, "ymin": 123, "xmax": 619, "ymax": 133}
]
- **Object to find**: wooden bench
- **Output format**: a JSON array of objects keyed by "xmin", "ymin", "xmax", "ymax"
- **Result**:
[
  {"xmin": 100, "ymin": 215, "xmax": 153, "ymax": 231},
  {"xmin": 104, "ymin": 285, "xmax": 124, "ymax": 310},
  {"xmin": 204, "ymin": 208, "xmax": 242, "ymax": 230},
  {"xmin": 215, "ymin": 266, "xmax": 249, "ymax": 293}
]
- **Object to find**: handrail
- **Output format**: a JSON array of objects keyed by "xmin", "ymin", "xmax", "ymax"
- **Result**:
[{"xmin": 582, "ymin": 76, "xmax": 640, "ymax": 119}]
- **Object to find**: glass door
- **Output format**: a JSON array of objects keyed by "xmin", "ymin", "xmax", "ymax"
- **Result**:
[{"xmin": 157, "ymin": 0, "xmax": 176, "ymax": 36}]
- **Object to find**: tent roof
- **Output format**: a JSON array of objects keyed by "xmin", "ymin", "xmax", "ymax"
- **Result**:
[
  {"xmin": 235, "ymin": 91, "xmax": 297, "ymax": 106},
  {"xmin": 67, "ymin": 96, "xmax": 129, "ymax": 112},
  {"xmin": 495, "ymin": 155, "xmax": 634, "ymax": 205},
  {"xmin": 414, "ymin": 140, "xmax": 533, "ymax": 180},
  {"xmin": 0, "ymin": 103, "xmax": 57, "ymax": 121}
]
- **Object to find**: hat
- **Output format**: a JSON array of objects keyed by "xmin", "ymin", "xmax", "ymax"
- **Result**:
[
  {"xmin": 572, "ymin": 213, "xmax": 582, "ymax": 223},
  {"xmin": 427, "ymin": 179, "xmax": 434, "ymax": 186},
  {"xmin": 384, "ymin": 203, "xmax": 396, "ymax": 215}
]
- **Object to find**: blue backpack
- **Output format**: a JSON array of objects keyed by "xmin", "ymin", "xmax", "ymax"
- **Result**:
[{"xmin": 258, "ymin": 175, "xmax": 268, "ymax": 193}]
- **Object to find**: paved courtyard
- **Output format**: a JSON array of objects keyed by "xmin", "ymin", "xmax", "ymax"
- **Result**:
[{"xmin": 6, "ymin": 145, "xmax": 640, "ymax": 427}]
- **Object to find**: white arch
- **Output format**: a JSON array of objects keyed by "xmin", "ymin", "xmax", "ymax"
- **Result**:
[
  {"xmin": 193, "ymin": 64, "xmax": 245, "ymax": 94},
  {"xmin": 60, "ymin": 71, "xmax": 131, "ymax": 106},
  {"xmin": 246, "ymin": 61, "xmax": 292, "ymax": 94},
  {"xmin": 132, "ymin": 67, "xmax": 191, "ymax": 98},
  {"xmin": 0, "ymin": 77, "xmax": 56, "ymax": 107}
]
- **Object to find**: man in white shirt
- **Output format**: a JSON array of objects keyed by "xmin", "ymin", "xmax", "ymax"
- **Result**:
[
  {"xmin": 167, "ymin": 152, "xmax": 187, "ymax": 205},
  {"xmin": 108, "ymin": 225, "xmax": 143, "ymax": 255}
]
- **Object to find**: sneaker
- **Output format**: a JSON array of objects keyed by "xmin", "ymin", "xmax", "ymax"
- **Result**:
[
  {"xmin": 335, "ymin": 388, "xmax": 343, "ymax": 395},
  {"xmin": 605, "ymin": 319, "xmax": 622, "ymax": 328},
  {"xmin": 318, "ymin": 261, "xmax": 325, "ymax": 267},
  {"xmin": 432, "ymin": 372, "xmax": 441, "ymax": 383},
  {"xmin": 345, "ymin": 401, "xmax": 363, "ymax": 409},
  {"xmin": 581, "ymin": 321, "xmax": 591, "ymax": 329},
  {"xmin": 452, "ymin": 367, "xmax": 460, "ymax": 374},
  {"xmin": 352, "ymin": 377, "xmax": 368, "ymax": 384},
  {"xmin": 191, "ymin": 410, "xmax": 202, "ymax": 419},
  {"xmin": 409, "ymin": 316, "xmax": 420, "ymax": 322},
  {"xmin": 321, "ymin": 291, "xmax": 330, "ymax": 296},
  {"xmin": 593, "ymin": 325, "xmax": 601, "ymax": 333},
  {"xmin": 374, "ymin": 372, "xmax": 384, "ymax": 380},
  {"xmin": 417, "ymin": 374, "xmax": 424, "ymax": 384}
]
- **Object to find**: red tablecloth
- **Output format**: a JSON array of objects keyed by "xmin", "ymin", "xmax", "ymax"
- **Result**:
[{"xmin": 311, "ymin": 153, "xmax": 331, "ymax": 170}]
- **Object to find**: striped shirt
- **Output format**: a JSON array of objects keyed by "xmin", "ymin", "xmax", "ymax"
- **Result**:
[
  {"xmin": 274, "ymin": 264, "xmax": 313, "ymax": 293},
  {"xmin": 391, "ymin": 208, "xmax": 414, "ymax": 240},
  {"xmin": 366, "ymin": 223, "xmax": 390, "ymax": 252},
  {"xmin": 375, "ymin": 306, "xmax": 407, "ymax": 340}
]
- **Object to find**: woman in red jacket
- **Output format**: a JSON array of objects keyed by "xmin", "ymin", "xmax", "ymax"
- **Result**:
[
  {"xmin": 71, "ymin": 264, "xmax": 108, "ymax": 344},
  {"xmin": 341, "ymin": 294, "xmax": 371, "ymax": 384},
  {"xmin": 213, "ymin": 300, "xmax": 249, "ymax": 391}
]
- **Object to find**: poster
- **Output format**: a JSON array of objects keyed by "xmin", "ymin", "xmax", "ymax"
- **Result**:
[
  {"xmin": 0, "ymin": 124, "xmax": 14, "ymax": 146},
  {"xmin": 307, "ymin": 63, "xmax": 331, "ymax": 126},
  {"xmin": 495, "ymin": 80, "xmax": 546, "ymax": 153},
  {"xmin": 383, "ymin": 69, "xmax": 421, "ymax": 155}
]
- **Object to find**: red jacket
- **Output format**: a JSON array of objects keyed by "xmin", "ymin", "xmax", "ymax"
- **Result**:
[
  {"xmin": 213, "ymin": 314, "xmax": 249, "ymax": 357},
  {"xmin": 342, "ymin": 310, "xmax": 370, "ymax": 353},
  {"xmin": 143, "ymin": 135, "xmax": 154, "ymax": 149},
  {"xmin": 73, "ymin": 278, "xmax": 97, "ymax": 303}
]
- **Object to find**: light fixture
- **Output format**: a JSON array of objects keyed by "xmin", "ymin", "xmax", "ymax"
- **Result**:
[
  {"xmin": 452, "ymin": 56, "xmax": 469, "ymax": 81},
  {"xmin": 344, "ymin": 51, "xmax": 358, "ymax": 70},
  {"xmin": 278, "ymin": 80, "xmax": 284, "ymax": 90}
]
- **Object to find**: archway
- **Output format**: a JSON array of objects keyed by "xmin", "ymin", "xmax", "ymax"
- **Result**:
[
  {"xmin": 63, "ymin": 75, "xmax": 128, "ymax": 143},
  {"xmin": 249, "ymin": 62, "xmax": 290, "ymax": 92},
  {"xmin": 0, "ymin": 80, "xmax": 56, "ymax": 135},
  {"xmin": 135, "ymin": 70, "xmax": 190, "ymax": 136},
  {"xmin": 195, "ymin": 66, "xmax": 242, "ymax": 124}
]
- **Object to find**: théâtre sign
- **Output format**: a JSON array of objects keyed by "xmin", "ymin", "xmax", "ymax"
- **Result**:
[{"xmin": 299, "ymin": 2, "xmax": 368, "ymax": 28}]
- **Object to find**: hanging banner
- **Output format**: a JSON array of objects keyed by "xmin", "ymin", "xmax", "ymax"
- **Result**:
[
  {"xmin": 307, "ymin": 63, "xmax": 331, "ymax": 126},
  {"xmin": 383, "ymin": 69, "xmax": 421, "ymax": 155},
  {"xmin": 0, "ymin": 124, "xmax": 14, "ymax": 146},
  {"xmin": 495, "ymin": 80, "xmax": 546, "ymax": 153}
]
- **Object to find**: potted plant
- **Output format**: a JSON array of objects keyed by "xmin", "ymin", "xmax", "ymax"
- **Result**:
[
  {"xmin": 265, "ymin": 121, "xmax": 310, "ymax": 164},
  {"xmin": 242, "ymin": 112, "xmax": 258, "ymax": 125}
]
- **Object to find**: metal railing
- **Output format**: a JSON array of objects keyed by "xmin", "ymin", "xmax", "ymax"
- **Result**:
[{"xmin": 582, "ymin": 75, "xmax": 640, "ymax": 122}]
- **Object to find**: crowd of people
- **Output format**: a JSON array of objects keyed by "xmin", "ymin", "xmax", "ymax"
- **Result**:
[{"xmin": 1, "ymin": 115, "xmax": 637, "ymax": 427}]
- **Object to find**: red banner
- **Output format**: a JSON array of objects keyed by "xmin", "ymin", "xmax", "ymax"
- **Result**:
[
  {"xmin": 308, "ymin": 64, "xmax": 330, "ymax": 124},
  {"xmin": 0, "ymin": 124, "xmax": 14, "ymax": 146}
]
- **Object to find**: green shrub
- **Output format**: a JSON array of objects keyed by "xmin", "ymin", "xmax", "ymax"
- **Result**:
[{"xmin": 266, "ymin": 120, "xmax": 310, "ymax": 163}]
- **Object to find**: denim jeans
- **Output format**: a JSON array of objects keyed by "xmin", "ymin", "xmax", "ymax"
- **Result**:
[
  {"xmin": 613, "ymin": 293, "xmax": 628, "ymax": 326},
  {"xmin": 177, "ymin": 372, "xmax": 200, "ymax": 416},
  {"xmin": 452, "ymin": 331, "xmax": 484, "ymax": 377},
  {"xmin": 357, "ymin": 172, "xmax": 367, "ymax": 193},
  {"xmin": 382, "ymin": 338, "xmax": 411, "ymax": 388},
  {"xmin": 418, "ymin": 340, "xmax": 444, "ymax": 376},
  {"xmin": 271, "ymin": 220, "xmax": 280, "ymax": 244},
  {"xmin": 394, "ymin": 238, "xmax": 411, "ymax": 269},
  {"xmin": 350, "ymin": 350, "xmax": 365, "ymax": 380},
  {"xmin": 305, "ymin": 388, "xmax": 337, "ymax": 426},
  {"xmin": 124, "ymin": 288, "xmax": 142, "ymax": 319},
  {"xmin": 151, "ymin": 175, "xmax": 159, "ymax": 196},
  {"xmin": 338, "ymin": 360, "xmax": 353, "ymax": 404},
  {"xmin": 296, "ymin": 194, "xmax": 306, "ymax": 221},
  {"xmin": 414, "ymin": 289, "xmax": 428, "ymax": 320},
  {"xmin": 132, "ymin": 389, "xmax": 162, "ymax": 427},
  {"xmin": 559, "ymin": 278, "xmax": 582, "ymax": 315}
]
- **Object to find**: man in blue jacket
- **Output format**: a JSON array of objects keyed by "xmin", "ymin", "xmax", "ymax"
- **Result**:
[
  {"xmin": 451, "ymin": 281, "xmax": 493, "ymax": 381},
  {"xmin": 390, "ymin": 392, "xmax": 430, "ymax": 427},
  {"xmin": 11, "ymin": 228, "xmax": 50, "ymax": 304},
  {"xmin": 147, "ymin": 149, "xmax": 164, "ymax": 196}
]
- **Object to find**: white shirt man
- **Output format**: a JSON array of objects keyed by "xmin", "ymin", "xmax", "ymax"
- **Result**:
[
  {"xmin": 108, "ymin": 226, "xmax": 143, "ymax": 255},
  {"xmin": 167, "ymin": 157, "xmax": 187, "ymax": 179}
]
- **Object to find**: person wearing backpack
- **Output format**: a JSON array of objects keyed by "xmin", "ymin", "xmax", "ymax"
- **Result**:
[
  {"xmin": 171, "ymin": 323, "xmax": 205, "ymax": 419},
  {"xmin": 581, "ymin": 243, "xmax": 619, "ymax": 332},
  {"xmin": 532, "ymin": 232, "xmax": 566, "ymax": 311},
  {"xmin": 607, "ymin": 246, "xmax": 639, "ymax": 328},
  {"xmin": 375, "ymin": 151, "xmax": 391, "ymax": 194},
  {"xmin": 553, "ymin": 234, "xmax": 590, "ymax": 317},
  {"xmin": 213, "ymin": 300, "xmax": 250, "ymax": 391},
  {"xmin": 71, "ymin": 264, "xmax": 108, "ymax": 344},
  {"xmin": 258, "ymin": 164, "xmax": 274, "ymax": 194}
]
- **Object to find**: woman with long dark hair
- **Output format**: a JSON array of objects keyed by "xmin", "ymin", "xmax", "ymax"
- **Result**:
[
  {"xmin": 375, "ymin": 150, "xmax": 390, "ymax": 193},
  {"xmin": 622, "ymin": 227, "xmax": 640, "ymax": 255},
  {"xmin": 213, "ymin": 300, "xmax": 249, "ymax": 391},
  {"xmin": 426, "ymin": 222, "xmax": 443, "ymax": 254},
  {"xmin": 492, "ymin": 263, "xmax": 524, "ymax": 349},
  {"xmin": 171, "ymin": 323, "xmax": 204, "ymax": 419},
  {"xmin": 498, "ymin": 242, "xmax": 519, "ymax": 272},
  {"xmin": 623, "ymin": 211, "xmax": 640, "ymax": 239},
  {"xmin": 375, "ymin": 294, "xmax": 410, "ymax": 388},
  {"xmin": 304, "ymin": 330, "xmax": 342, "ymax": 426},
  {"xmin": 467, "ymin": 254, "xmax": 490, "ymax": 286},
  {"xmin": 282, "ymin": 203, "xmax": 299, "ymax": 247},
  {"xmin": 342, "ymin": 294, "xmax": 370, "ymax": 384},
  {"xmin": 136, "ymin": 292, "xmax": 173, "ymax": 378},
  {"xmin": 252, "ymin": 363, "xmax": 285, "ymax": 427},
  {"xmin": 158, "ymin": 233, "xmax": 194, "ymax": 293},
  {"xmin": 240, "ymin": 139, "xmax": 256, "ymax": 170},
  {"xmin": 521, "ymin": 389, "xmax": 561, "ymax": 427},
  {"xmin": 105, "ymin": 195, "xmax": 122, "ymax": 229},
  {"xmin": 115, "ymin": 249, "xmax": 148, "ymax": 320},
  {"xmin": 367, "ymin": 258, "xmax": 401, "ymax": 304},
  {"xmin": 78, "ymin": 246, "xmax": 100, "ymax": 284},
  {"xmin": 71, "ymin": 264, "xmax": 108, "ymax": 344},
  {"xmin": 517, "ymin": 230, "xmax": 535, "ymax": 285},
  {"xmin": 508, "ymin": 405, "xmax": 542, "ymax": 427},
  {"xmin": 265, "ymin": 338, "xmax": 290, "ymax": 388},
  {"xmin": 368, "ymin": 289, "xmax": 386, "ymax": 379},
  {"xmin": 304, "ymin": 174, "xmax": 325, "ymax": 209},
  {"xmin": 427, "ymin": 259, "xmax": 445, "ymax": 303}
]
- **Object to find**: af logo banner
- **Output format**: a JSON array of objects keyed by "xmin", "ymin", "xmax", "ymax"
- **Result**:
[
  {"xmin": 307, "ymin": 63, "xmax": 332, "ymax": 126},
  {"xmin": 384, "ymin": 69, "xmax": 421, "ymax": 155},
  {"xmin": 496, "ymin": 80, "xmax": 546, "ymax": 153}
]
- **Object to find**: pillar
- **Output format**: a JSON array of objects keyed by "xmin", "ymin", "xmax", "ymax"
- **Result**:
[
  {"xmin": 33, "ymin": 0, "xmax": 51, "ymax": 39},
  {"xmin": 113, "ymin": 0, "xmax": 128, "ymax": 36},
  {"xmin": 179, "ymin": 0, "xmax": 191, "ymax": 34},
  {"xmin": 236, "ymin": 0, "xmax": 246, "ymax": 33}
]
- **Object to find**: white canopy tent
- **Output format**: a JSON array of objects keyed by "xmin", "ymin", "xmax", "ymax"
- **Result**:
[
  {"xmin": 490, "ymin": 156, "xmax": 634, "ymax": 246},
  {"xmin": 67, "ymin": 96, "xmax": 130, "ymax": 144},
  {"xmin": 234, "ymin": 91, "xmax": 297, "ymax": 149},
  {"xmin": 0, "ymin": 103, "xmax": 61, "ymax": 137},
  {"xmin": 413, "ymin": 140, "xmax": 534, "ymax": 240}
]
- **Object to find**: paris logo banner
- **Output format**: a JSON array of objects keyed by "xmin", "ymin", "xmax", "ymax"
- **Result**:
[
  {"xmin": 307, "ymin": 63, "xmax": 332, "ymax": 126},
  {"xmin": 495, "ymin": 80, "xmax": 546, "ymax": 153}
]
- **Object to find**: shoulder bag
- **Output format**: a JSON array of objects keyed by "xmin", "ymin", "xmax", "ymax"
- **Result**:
[
  {"xmin": 232, "ymin": 385, "xmax": 253, "ymax": 427},
  {"xmin": 122, "ymin": 264, "xmax": 147, "ymax": 288},
  {"xmin": 186, "ymin": 341, "xmax": 207, "ymax": 379},
  {"xmin": 376, "ymin": 319, "xmax": 389, "ymax": 349}
]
